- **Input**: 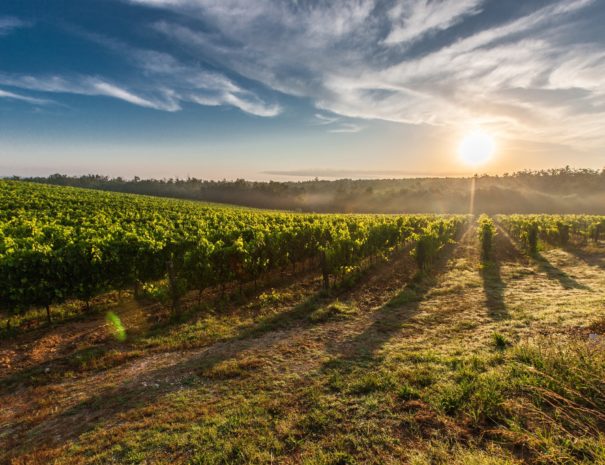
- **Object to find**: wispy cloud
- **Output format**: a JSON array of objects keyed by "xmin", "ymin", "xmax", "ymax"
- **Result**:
[
  {"xmin": 132, "ymin": 0, "xmax": 604, "ymax": 149},
  {"xmin": 4, "ymin": 0, "xmax": 604, "ymax": 153},
  {"xmin": 313, "ymin": 113, "xmax": 363, "ymax": 133},
  {"xmin": 91, "ymin": 81, "xmax": 179, "ymax": 110},
  {"xmin": 0, "ymin": 20, "xmax": 281, "ymax": 117},
  {"xmin": 328, "ymin": 123, "xmax": 364, "ymax": 134},
  {"xmin": 314, "ymin": 113, "xmax": 340, "ymax": 125},
  {"xmin": 0, "ymin": 54, "xmax": 280, "ymax": 116},
  {"xmin": 0, "ymin": 74, "xmax": 180, "ymax": 111},
  {"xmin": 316, "ymin": 0, "xmax": 602, "ymax": 144},
  {"xmin": 0, "ymin": 16, "xmax": 29, "ymax": 36},
  {"xmin": 384, "ymin": 0, "xmax": 483, "ymax": 45},
  {"xmin": 0, "ymin": 88, "xmax": 51, "ymax": 105},
  {"xmin": 131, "ymin": 49, "xmax": 281, "ymax": 116}
]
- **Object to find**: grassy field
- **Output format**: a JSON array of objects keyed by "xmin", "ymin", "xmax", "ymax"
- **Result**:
[{"xmin": 2, "ymin": 222, "xmax": 605, "ymax": 464}]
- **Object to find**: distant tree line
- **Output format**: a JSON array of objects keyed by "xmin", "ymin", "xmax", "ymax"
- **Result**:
[{"xmin": 10, "ymin": 166, "xmax": 605, "ymax": 214}]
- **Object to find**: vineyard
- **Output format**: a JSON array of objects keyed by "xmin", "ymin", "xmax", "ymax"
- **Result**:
[
  {"xmin": 497, "ymin": 214, "xmax": 605, "ymax": 254},
  {"xmin": 2, "ymin": 181, "xmax": 605, "ymax": 464},
  {"xmin": 0, "ymin": 181, "xmax": 465, "ymax": 330}
]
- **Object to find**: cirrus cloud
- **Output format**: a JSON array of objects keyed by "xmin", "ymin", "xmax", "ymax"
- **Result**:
[
  {"xmin": 0, "ymin": 16, "xmax": 30, "ymax": 36},
  {"xmin": 135, "ymin": 0, "xmax": 603, "ymax": 149}
]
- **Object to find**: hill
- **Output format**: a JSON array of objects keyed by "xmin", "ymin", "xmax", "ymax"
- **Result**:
[{"xmin": 16, "ymin": 167, "xmax": 605, "ymax": 214}]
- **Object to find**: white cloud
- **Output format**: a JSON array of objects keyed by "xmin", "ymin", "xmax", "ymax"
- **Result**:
[
  {"xmin": 314, "ymin": 113, "xmax": 340, "ymax": 125},
  {"xmin": 0, "ymin": 16, "xmax": 281, "ymax": 117},
  {"xmin": 90, "ymin": 81, "xmax": 179, "ymax": 110},
  {"xmin": 313, "ymin": 113, "xmax": 362, "ymax": 134},
  {"xmin": 384, "ymin": 0, "xmax": 483, "ymax": 45},
  {"xmin": 132, "ymin": 0, "xmax": 376, "ymax": 45},
  {"xmin": 328, "ymin": 123, "xmax": 364, "ymax": 134},
  {"xmin": 0, "ymin": 74, "xmax": 180, "ymax": 111},
  {"xmin": 61, "ymin": 30, "xmax": 282, "ymax": 117},
  {"xmin": 0, "ymin": 88, "xmax": 51, "ymax": 105},
  {"xmin": 137, "ymin": 0, "xmax": 602, "ymax": 147},
  {"xmin": 0, "ymin": 16, "xmax": 29, "ymax": 36},
  {"xmin": 0, "ymin": 54, "xmax": 280, "ymax": 116},
  {"xmin": 6, "ymin": 0, "xmax": 605, "ymax": 150},
  {"xmin": 130, "ymin": 50, "xmax": 281, "ymax": 116},
  {"xmin": 221, "ymin": 92, "xmax": 281, "ymax": 117}
]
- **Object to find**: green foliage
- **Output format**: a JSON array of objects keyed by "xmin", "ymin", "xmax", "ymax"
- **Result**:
[
  {"xmin": 477, "ymin": 215, "xmax": 496, "ymax": 260},
  {"xmin": 308, "ymin": 300, "xmax": 358, "ymax": 323},
  {"xmin": 491, "ymin": 332, "xmax": 509, "ymax": 350},
  {"xmin": 497, "ymin": 214, "xmax": 605, "ymax": 253},
  {"xmin": 397, "ymin": 384, "xmax": 420, "ymax": 401},
  {"xmin": 412, "ymin": 217, "xmax": 466, "ymax": 270},
  {"xmin": 0, "ymin": 180, "xmax": 466, "ymax": 327}
]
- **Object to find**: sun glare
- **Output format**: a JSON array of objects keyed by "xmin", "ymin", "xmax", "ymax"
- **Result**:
[{"xmin": 458, "ymin": 130, "xmax": 495, "ymax": 166}]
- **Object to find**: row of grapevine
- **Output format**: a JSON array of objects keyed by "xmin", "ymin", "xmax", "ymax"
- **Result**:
[
  {"xmin": 0, "ymin": 181, "xmax": 467, "ymax": 324},
  {"xmin": 413, "ymin": 217, "xmax": 463, "ymax": 269},
  {"xmin": 496, "ymin": 214, "xmax": 605, "ymax": 253},
  {"xmin": 477, "ymin": 214, "xmax": 496, "ymax": 260}
]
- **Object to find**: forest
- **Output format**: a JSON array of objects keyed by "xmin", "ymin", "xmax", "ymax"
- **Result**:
[{"xmin": 16, "ymin": 167, "xmax": 605, "ymax": 214}]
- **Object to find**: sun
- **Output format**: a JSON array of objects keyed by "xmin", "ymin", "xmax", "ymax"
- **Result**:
[{"xmin": 458, "ymin": 130, "xmax": 495, "ymax": 166}]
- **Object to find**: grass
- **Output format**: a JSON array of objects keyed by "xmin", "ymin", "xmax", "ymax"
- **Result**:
[
  {"xmin": 492, "ymin": 331, "xmax": 510, "ymax": 349},
  {"xmin": 2, "ymin": 225, "xmax": 605, "ymax": 464},
  {"xmin": 308, "ymin": 301, "xmax": 358, "ymax": 323},
  {"xmin": 0, "ymin": 293, "xmax": 115, "ymax": 337}
]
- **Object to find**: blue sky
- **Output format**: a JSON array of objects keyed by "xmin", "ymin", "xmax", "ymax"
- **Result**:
[{"xmin": 1, "ymin": 0, "xmax": 604, "ymax": 180}]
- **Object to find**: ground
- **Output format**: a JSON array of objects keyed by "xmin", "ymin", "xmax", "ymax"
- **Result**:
[{"xmin": 1, "ymin": 225, "xmax": 605, "ymax": 464}]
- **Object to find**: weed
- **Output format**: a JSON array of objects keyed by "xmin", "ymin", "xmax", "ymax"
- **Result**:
[
  {"xmin": 309, "ymin": 301, "xmax": 358, "ymax": 323},
  {"xmin": 398, "ymin": 384, "xmax": 421, "ymax": 401},
  {"xmin": 258, "ymin": 289, "xmax": 286, "ymax": 306},
  {"xmin": 348, "ymin": 371, "xmax": 396, "ymax": 395},
  {"xmin": 492, "ymin": 332, "xmax": 510, "ymax": 350}
]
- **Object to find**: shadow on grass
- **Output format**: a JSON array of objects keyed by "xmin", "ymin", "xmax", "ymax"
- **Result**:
[
  {"xmin": 479, "ymin": 226, "xmax": 520, "ymax": 320},
  {"xmin": 323, "ymin": 232, "xmax": 462, "ymax": 364},
  {"xmin": 0, "ymin": 265, "xmax": 324, "ymax": 393},
  {"xmin": 303, "ymin": 229, "xmax": 467, "ymax": 415},
  {"xmin": 533, "ymin": 252, "xmax": 591, "ymax": 290},
  {"xmin": 1, "ymin": 289, "xmax": 327, "ymax": 455},
  {"xmin": 3, "ymin": 253, "xmax": 410, "ymax": 455},
  {"xmin": 2, "ymin": 231, "xmax": 467, "ymax": 458},
  {"xmin": 0, "ymin": 344, "xmax": 120, "ymax": 391},
  {"xmin": 494, "ymin": 223, "xmax": 590, "ymax": 291},
  {"xmin": 562, "ymin": 245, "xmax": 605, "ymax": 271},
  {"xmin": 480, "ymin": 260, "xmax": 507, "ymax": 320}
]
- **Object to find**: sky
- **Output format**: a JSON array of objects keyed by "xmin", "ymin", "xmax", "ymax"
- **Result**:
[{"xmin": 0, "ymin": 0, "xmax": 604, "ymax": 180}]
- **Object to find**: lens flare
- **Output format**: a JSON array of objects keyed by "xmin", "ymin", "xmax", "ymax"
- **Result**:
[{"xmin": 106, "ymin": 311, "xmax": 127, "ymax": 341}]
